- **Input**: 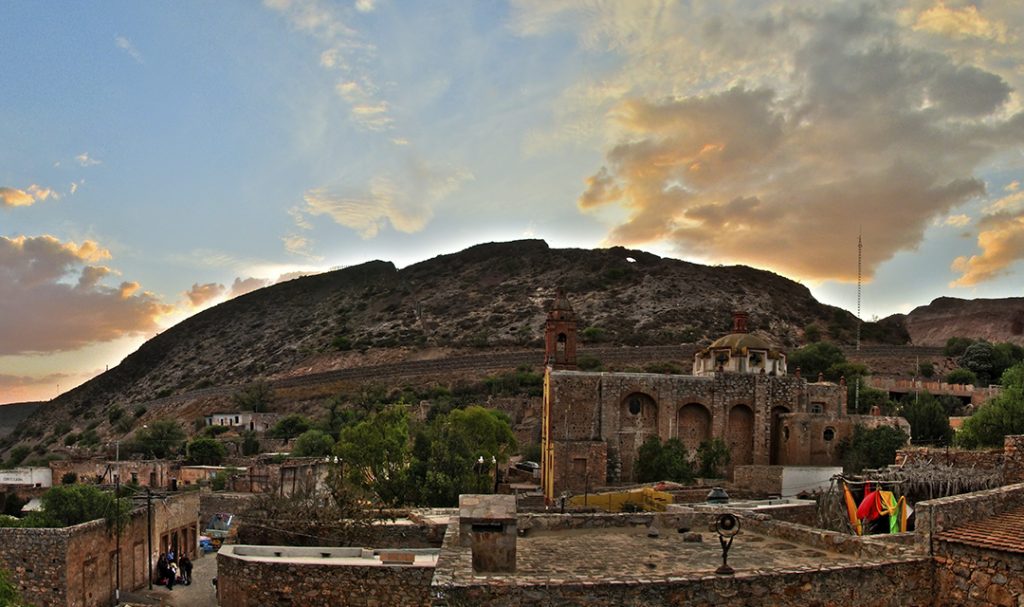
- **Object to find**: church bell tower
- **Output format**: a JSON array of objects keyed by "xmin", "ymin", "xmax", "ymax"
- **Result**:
[{"xmin": 544, "ymin": 289, "xmax": 578, "ymax": 370}]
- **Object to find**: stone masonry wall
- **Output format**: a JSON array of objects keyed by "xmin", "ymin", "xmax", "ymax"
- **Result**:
[
  {"xmin": 732, "ymin": 465, "xmax": 784, "ymax": 495},
  {"xmin": 0, "ymin": 527, "xmax": 69, "ymax": 606},
  {"xmin": 217, "ymin": 552, "xmax": 434, "ymax": 607},
  {"xmin": 432, "ymin": 557, "xmax": 935, "ymax": 607},
  {"xmin": 895, "ymin": 447, "xmax": 1004, "ymax": 471},
  {"xmin": 199, "ymin": 491, "xmax": 255, "ymax": 523},
  {"xmin": 1003, "ymin": 435, "xmax": 1024, "ymax": 485},
  {"xmin": 933, "ymin": 541, "xmax": 1024, "ymax": 607}
]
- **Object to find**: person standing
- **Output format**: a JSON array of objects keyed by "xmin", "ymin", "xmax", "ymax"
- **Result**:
[{"xmin": 179, "ymin": 554, "xmax": 193, "ymax": 585}]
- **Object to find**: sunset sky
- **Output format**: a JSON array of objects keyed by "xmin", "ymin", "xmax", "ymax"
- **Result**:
[{"xmin": 3, "ymin": 1, "xmax": 1023, "ymax": 403}]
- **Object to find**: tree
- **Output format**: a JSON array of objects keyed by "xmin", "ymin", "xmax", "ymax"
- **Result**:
[
  {"xmin": 696, "ymin": 438, "xmax": 730, "ymax": 478},
  {"xmin": 956, "ymin": 363, "xmax": 1024, "ymax": 449},
  {"xmin": 898, "ymin": 392, "xmax": 953, "ymax": 446},
  {"xmin": 291, "ymin": 430, "xmax": 335, "ymax": 457},
  {"xmin": 804, "ymin": 324, "xmax": 822, "ymax": 343},
  {"xmin": 39, "ymin": 484, "xmax": 130, "ymax": 529},
  {"xmin": 944, "ymin": 337, "xmax": 975, "ymax": 357},
  {"xmin": 959, "ymin": 342, "xmax": 999, "ymax": 386},
  {"xmin": 241, "ymin": 431, "xmax": 261, "ymax": 456},
  {"xmin": 848, "ymin": 379, "xmax": 893, "ymax": 415},
  {"xmin": 269, "ymin": 415, "xmax": 312, "ymax": 440},
  {"xmin": 839, "ymin": 425, "xmax": 907, "ymax": 473},
  {"xmin": 419, "ymin": 406, "xmax": 516, "ymax": 506},
  {"xmin": 946, "ymin": 368, "xmax": 978, "ymax": 386},
  {"xmin": 232, "ymin": 381, "xmax": 274, "ymax": 412},
  {"xmin": 918, "ymin": 361, "xmax": 935, "ymax": 378},
  {"xmin": 129, "ymin": 420, "xmax": 186, "ymax": 459},
  {"xmin": 336, "ymin": 406, "xmax": 412, "ymax": 506},
  {"xmin": 0, "ymin": 567, "xmax": 29, "ymax": 607},
  {"xmin": 186, "ymin": 438, "xmax": 227, "ymax": 465},
  {"xmin": 788, "ymin": 343, "xmax": 846, "ymax": 380},
  {"xmin": 635, "ymin": 437, "xmax": 694, "ymax": 483}
]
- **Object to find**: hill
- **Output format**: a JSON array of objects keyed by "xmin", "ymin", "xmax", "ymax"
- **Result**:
[
  {"xmin": 902, "ymin": 297, "xmax": 1024, "ymax": 347},
  {"xmin": 4, "ymin": 239, "xmax": 876, "ymax": 453}
]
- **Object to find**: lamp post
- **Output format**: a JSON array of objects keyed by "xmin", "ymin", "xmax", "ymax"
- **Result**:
[
  {"xmin": 491, "ymin": 456, "xmax": 498, "ymax": 494},
  {"xmin": 476, "ymin": 456, "xmax": 485, "ymax": 493},
  {"xmin": 115, "ymin": 440, "xmax": 121, "ymax": 604},
  {"xmin": 714, "ymin": 513, "xmax": 741, "ymax": 575}
]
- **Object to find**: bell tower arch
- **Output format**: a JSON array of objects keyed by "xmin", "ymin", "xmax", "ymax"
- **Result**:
[{"xmin": 544, "ymin": 289, "xmax": 578, "ymax": 370}]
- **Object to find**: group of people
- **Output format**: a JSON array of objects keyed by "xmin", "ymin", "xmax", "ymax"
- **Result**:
[{"xmin": 156, "ymin": 549, "xmax": 194, "ymax": 590}]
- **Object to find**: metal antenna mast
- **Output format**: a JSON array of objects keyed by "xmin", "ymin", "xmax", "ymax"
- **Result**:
[{"xmin": 855, "ymin": 228, "xmax": 862, "ymax": 413}]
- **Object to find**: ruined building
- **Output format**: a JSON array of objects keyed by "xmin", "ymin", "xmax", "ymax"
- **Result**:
[{"xmin": 541, "ymin": 294, "xmax": 909, "ymax": 500}]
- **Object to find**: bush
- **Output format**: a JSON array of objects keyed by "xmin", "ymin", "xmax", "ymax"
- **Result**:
[
  {"xmin": 946, "ymin": 368, "xmax": 977, "ymax": 386},
  {"xmin": 580, "ymin": 327, "xmax": 607, "ymax": 343},
  {"xmin": 64, "ymin": 433, "xmax": 80, "ymax": 446},
  {"xmin": 696, "ymin": 438, "xmax": 730, "ymax": 478},
  {"xmin": 898, "ymin": 392, "xmax": 953, "ymax": 446},
  {"xmin": 107, "ymin": 406, "xmax": 124, "ymax": 425},
  {"xmin": 233, "ymin": 381, "xmax": 274, "ymax": 413},
  {"xmin": 61, "ymin": 472, "xmax": 78, "ymax": 485},
  {"xmin": 241, "ymin": 431, "xmax": 262, "ymax": 456},
  {"xmin": 804, "ymin": 324, "xmax": 822, "ymax": 343},
  {"xmin": 577, "ymin": 355, "xmax": 603, "ymax": 371},
  {"xmin": 186, "ymin": 438, "xmax": 227, "ymax": 465},
  {"xmin": 269, "ymin": 415, "xmax": 312, "ymax": 440},
  {"xmin": 635, "ymin": 437, "xmax": 694, "ymax": 483},
  {"xmin": 788, "ymin": 343, "xmax": 846, "ymax": 380},
  {"xmin": 133, "ymin": 405, "xmax": 147, "ymax": 419},
  {"xmin": 840, "ymin": 425, "xmax": 907, "ymax": 473},
  {"xmin": 113, "ymin": 417, "xmax": 134, "ymax": 434},
  {"xmin": 203, "ymin": 425, "xmax": 231, "ymax": 437},
  {"xmin": 956, "ymin": 363, "xmax": 1024, "ymax": 448},
  {"xmin": 944, "ymin": 337, "xmax": 975, "ymax": 357},
  {"xmin": 5, "ymin": 446, "xmax": 31, "ymax": 467},
  {"xmin": 127, "ymin": 420, "xmax": 186, "ymax": 459},
  {"xmin": 643, "ymin": 362, "xmax": 682, "ymax": 375},
  {"xmin": 291, "ymin": 430, "xmax": 335, "ymax": 457},
  {"xmin": 918, "ymin": 361, "xmax": 935, "ymax": 378}
]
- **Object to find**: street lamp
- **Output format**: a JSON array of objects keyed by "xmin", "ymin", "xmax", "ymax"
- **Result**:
[
  {"xmin": 491, "ymin": 456, "xmax": 498, "ymax": 494},
  {"xmin": 714, "ymin": 513, "xmax": 741, "ymax": 575}
]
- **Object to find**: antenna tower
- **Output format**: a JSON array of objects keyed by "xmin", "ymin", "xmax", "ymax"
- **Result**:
[{"xmin": 856, "ymin": 227, "xmax": 862, "ymax": 351}]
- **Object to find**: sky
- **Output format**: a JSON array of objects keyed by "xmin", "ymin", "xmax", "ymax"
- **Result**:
[{"xmin": 2, "ymin": 0, "xmax": 1023, "ymax": 404}]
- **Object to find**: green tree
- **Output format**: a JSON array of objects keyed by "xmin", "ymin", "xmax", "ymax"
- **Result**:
[
  {"xmin": 241, "ymin": 431, "xmax": 262, "ymax": 456},
  {"xmin": 129, "ymin": 420, "xmax": 186, "ymax": 458},
  {"xmin": 848, "ymin": 378, "xmax": 894, "ymax": 414},
  {"xmin": 0, "ymin": 567, "xmax": 29, "ymax": 606},
  {"xmin": 898, "ymin": 392, "xmax": 953, "ymax": 445},
  {"xmin": 635, "ymin": 437, "xmax": 694, "ymax": 483},
  {"xmin": 232, "ymin": 381, "xmax": 274, "ymax": 412},
  {"xmin": 804, "ymin": 324, "xmax": 822, "ymax": 343},
  {"xmin": 186, "ymin": 437, "xmax": 227, "ymax": 465},
  {"xmin": 946, "ymin": 368, "xmax": 978, "ymax": 386},
  {"xmin": 292, "ymin": 430, "xmax": 335, "ymax": 457},
  {"xmin": 839, "ymin": 425, "xmax": 908, "ymax": 473},
  {"xmin": 696, "ymin": 438, "xmax": 730, "ymax": 478},
  {"xmin": 336, "ymin": 406, "xmax": 412, "ymax": 505},
  {"xmin": 420, "ymin": 406, "xmax": 516, "ymax": 506},
  {"xmin": 956, "ymin": 363, "xmax": 1024, "ymax": 449},
  {"xmin": 959, "ymin": 342, "xmax": 999, "ymax": 386},
  {"xmin": 269, "ymin": 414, "xmax": 312, "ymax": 440},
  {"xmin": 918, "ymin": 361, "xmax": 935, "ymax": 378},
  {"xmin": 788, "ymin": 343, "xmax": 846, "ymax": 380},
  {"xmin": 40, "ymin": 484, "xmax": 130, "ymax": 529}
]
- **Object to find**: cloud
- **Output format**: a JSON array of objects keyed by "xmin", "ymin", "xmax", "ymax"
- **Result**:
[
  {"xmin": 115, "ymin": 36, "xmax": 144, "ymax": 63},
  {"xmin": 1, "ymin": 184, "xmax": 59, "ymax": 208},
  {"xmin": 0, "ymin": 372, "xmax": 73, "ymax": 404},
  {"xmin": 265, "ymin": 0, "xmax": 392, "ymax": 131},
  {"xmin": 951, "ymin": 211, "xmax": 1024, "ymax": 286},
  {"xmin": 0, "ymin": 235, "xmax": 172, "ymax": 355},
  {"xmin": 69, "ymin": 180, "xmax": 84, "ymax": 195},
  {"xmin": 984, "ymin": 191, "xmax": 1024, "ymax": 215},
  {"xmin": 910, "ymin": 2, "xmax": 1008, "ymax": 43},
  {"xmin": 1006, "ymin": 180, "xmax": 1020, "ymax": 192},
  {"xmin": 942, "ymin": 214, "xmax": 972, "ymax": 228},
  {"xmin": 559, "ymin": 5, "xmax": 1022, "ymax": 282},
  {"xmin": 229, "ymin": 276, "xmax": 271, "ymax": 298},
  {"xmin": 302, "ymin": 159, "xmax": 472, "ymax": 238},
  {"xmin": 184, "ymin": 282, "xmax": 227, "ymax": 307},
  {"xmin": 282, "ymin": 233, "xmax": 323, "ymax": 260},
  {"xmin": 75, "ymin": 153, "xmax": 101, "ymax": 167}
]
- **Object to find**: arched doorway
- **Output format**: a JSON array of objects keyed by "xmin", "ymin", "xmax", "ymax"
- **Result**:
[
  {"xmin": 676, "ymin": 403, "xmax": 711, "ymax": 454},
  {"xmin": 618, "ymin": 392, "xmax": 659, "ymax": 482},
  {"xmin": 727, "ymin": 404, "xmax": 755, "ymax": 467},
  {"xmin": 770, "ymin": 406, "xmax": 790, "ymax": 464}
]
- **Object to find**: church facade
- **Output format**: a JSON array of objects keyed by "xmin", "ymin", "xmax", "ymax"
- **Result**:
[{"xmin": 540, "ymin": 294, "xmax": 909, "ymax": 500}]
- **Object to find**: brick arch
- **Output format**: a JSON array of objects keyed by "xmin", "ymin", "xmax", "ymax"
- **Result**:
[
  {"xmin": 618, "ymin": 392, "xmax": 659, "ymax": 482},
  {"xmin": 676, "ymin": 402, "xmax": 712, "ymax": 453},
  {"xmin": 727, "ymin": 404, "xmax": 755, "ymax": 466}
]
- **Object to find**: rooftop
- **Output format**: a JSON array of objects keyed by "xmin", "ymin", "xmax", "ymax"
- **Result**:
[
  {"xmin": 220, "ymin": 545, "xmax": 440, "ymax": 567},
  {"xmin": 935, "ymin": 505, "xmax": 1024, "ymax": 554}
]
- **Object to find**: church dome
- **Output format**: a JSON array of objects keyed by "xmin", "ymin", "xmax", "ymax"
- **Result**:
[{"xmin": 708, "ymin": 332, "xmax": 776, "ymax": 353}]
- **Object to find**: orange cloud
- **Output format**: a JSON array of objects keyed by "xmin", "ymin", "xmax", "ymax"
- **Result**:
[
  {"xmin": 0, "ymin": 235, "xmax": 171, "ymax": 355},
  {"xmin": 1, "ymin": 184, "xmax": 59, "ymax": 208},
  {"xmin": 911, "ymin": 2, "xmax": 1007, "ymax": 42},
  {"xmin": 577, "ymin": 9, "xmax": 1021, "ymax": 282},
  {"xmin": 184, "ymin": 282, "xmax": 226, "ymax": 307},
  {"xmin": 950, "ymin": 211, "xmax": 1024, "ymax": 286}
]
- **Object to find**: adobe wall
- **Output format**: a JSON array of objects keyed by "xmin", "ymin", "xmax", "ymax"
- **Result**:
[
  {"xmin": 199, "ymin": 491, "xmax": 254, "ymax": 523},
  {"xmin": 217, "ymin": 550, "xmax": 433, "ymax": 607},
  {"xmin": 933, "ymin": 541, "xmax": 1024, "ymax": 607},
  {"xmin": 732, "ymin": 465, "xmax": 784, "ymax": 495},
  {"xmin": 550, "ymin": 441, "xmax": 606, "ymax": 494}
]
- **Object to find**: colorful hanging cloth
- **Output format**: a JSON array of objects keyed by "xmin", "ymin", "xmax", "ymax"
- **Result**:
[{"xmin": 842, "ymin": 481, "xmax": 863, "ymax": 535}]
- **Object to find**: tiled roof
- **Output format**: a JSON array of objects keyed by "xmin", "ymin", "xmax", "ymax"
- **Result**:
[{"xmin": 935, "ymin": 505, "xmax": 1024, "ymax": 554}]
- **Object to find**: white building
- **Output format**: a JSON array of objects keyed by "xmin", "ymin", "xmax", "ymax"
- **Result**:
[{"xmin": 0, "ymin": 467, "xmax": 52, "ymax": 488}]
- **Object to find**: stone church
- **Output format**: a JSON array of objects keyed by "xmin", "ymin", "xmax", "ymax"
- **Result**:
[{"xmin": 540, "ymin": 292, "xmax": 909, "ymax": 500}]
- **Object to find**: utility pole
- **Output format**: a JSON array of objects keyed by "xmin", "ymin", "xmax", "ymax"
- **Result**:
[
  {"xmin": 855, "ymin": 228, "xmax": 862, "ymax": 414},
  {"xmin": 115, "ymin": 440, "xmax": 121, "ymax": 604},
  {"xmin": 147, "ymin": 487, "xmax": 153, "ymax": 591}
]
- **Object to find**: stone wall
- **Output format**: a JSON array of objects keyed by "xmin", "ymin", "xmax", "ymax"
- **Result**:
[
  {"xmin": 1003, "ymin": 435, "xmax": 1024, "ymax": 485},
  {"xmin": 915, "ymin": 483, "xmax": 1024, "ymax": 554},
  {"xmin": 550, "ymin": 441, "xmax": 606, "ymax": 493},
  {"xmin": 733, "ymin": 465, "xmax": 784, "ymax": 495},
  {"xmin": 199, "ymin": 491, "xmax": 254, "ymax": 523},
  {"xmin": 432, "ymin": 555, "xmax": 934, "ymax": 607},
  {"xmin": 0, "ymin": 527, "xmax": 69, "ymax": 606},
  {"xmin": 933, "ymin": 541, "xmax": 1024, "ymax": 607},
  {"xmin": 895, "ymin": 447, "xmax": 1004, "ymax": 471},
  {"xmin": 217, "ymin": 547, "xmax": 434, "ymax": 607}
]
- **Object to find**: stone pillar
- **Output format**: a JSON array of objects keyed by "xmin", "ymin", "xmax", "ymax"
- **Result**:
[
  {"xmin": 1004, "ymin": 435, "xmax": 1024, "ymax": 485},
  {"xmin": 458, "ymin": 495, "xmax": 517, "ymax": 573}
]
